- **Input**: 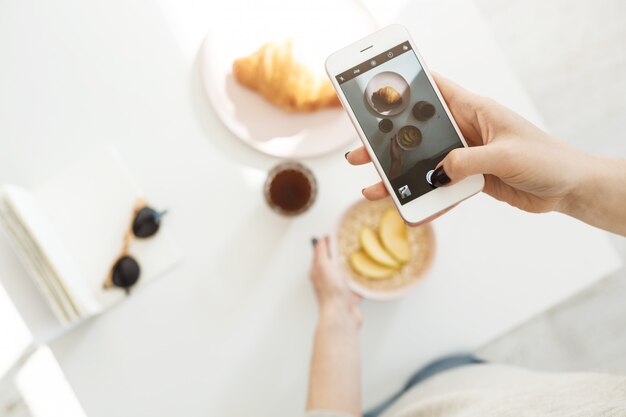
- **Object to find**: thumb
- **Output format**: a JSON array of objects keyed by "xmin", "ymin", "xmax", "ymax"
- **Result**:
[
  {"xmin": 435, "ymin": 146, "xmax": 500, "ymax": 185},
  {"xmin": 312, "ymin": 235, "xmax": 331, "ymax": 264},
  {"xmin": 431, "ymin": 73, "xmax": 485, "ymax": 145}
]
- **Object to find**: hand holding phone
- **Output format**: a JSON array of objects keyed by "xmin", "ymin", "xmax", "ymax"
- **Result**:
[
  {"xmin": 346, "ymin": 73, "xmax": 477, "ymax": 200},
  {"xmin": 330, "ymin": 25, "xmax": 595, "ymax": 223},
  {"xmin": 326, "ymin": 24, "xmax": 484, "ymax": 225}
]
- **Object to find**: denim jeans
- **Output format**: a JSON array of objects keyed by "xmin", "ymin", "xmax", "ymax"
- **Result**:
[{"xmin": 363, "ymin": 354, "xmax": 484, "ymax": 417}]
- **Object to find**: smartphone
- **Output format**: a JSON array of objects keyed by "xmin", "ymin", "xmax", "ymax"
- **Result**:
[{"xmin": 326, "ymin": 24, "xmax": 484, "ymax": 225}]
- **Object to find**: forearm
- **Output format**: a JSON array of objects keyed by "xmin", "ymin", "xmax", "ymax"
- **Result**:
[
  {"xmin": 306, "ymin": 308, "xmax": 361, "ymax": 416},
  {"xmin": 562, "ymin": 154, "xmax": 626, "ymax": 236}
]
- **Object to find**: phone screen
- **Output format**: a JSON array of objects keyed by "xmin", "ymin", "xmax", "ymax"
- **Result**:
[{"xmin": 336, "ymin": 41, "xmax": 463, "ymax": 205}]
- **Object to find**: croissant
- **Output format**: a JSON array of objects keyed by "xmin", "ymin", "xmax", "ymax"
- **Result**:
[
  {"xmin": 233, "ymin": 39, "xmax": 340, "ymax": 112},
  {"xmin": 371, "ymin": 86, "xmax": 402, "ymax": 111}
]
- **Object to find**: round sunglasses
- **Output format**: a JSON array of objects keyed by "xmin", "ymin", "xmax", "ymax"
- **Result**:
[{"xmin": 103, "ymin": 202, "xmax": 166, "ymax": 293}]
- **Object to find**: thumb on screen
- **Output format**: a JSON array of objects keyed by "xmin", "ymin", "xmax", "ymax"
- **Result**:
[{"xmin": 440, "ymin": 146, "xmax": 500, "ymax": 182}]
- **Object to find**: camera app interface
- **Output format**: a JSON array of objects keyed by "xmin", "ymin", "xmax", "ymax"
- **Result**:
[{"xmin": 337, "ymin": 42, "xmax": 462, "ymax": 205}]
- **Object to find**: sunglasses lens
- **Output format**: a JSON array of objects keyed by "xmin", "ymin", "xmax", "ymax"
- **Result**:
[
  {"xmin": 112, "ymin": 255, "xmax": 140, "ymax": 288},
  {"xmin": 132, "ymin": 207, "xmax": 162, "ymax": 238}
]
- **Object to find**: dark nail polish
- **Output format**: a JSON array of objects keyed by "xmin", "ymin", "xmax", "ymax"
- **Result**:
[
  {"xmin": 311, "ymin": 237, "xmax": 318, "ymax": 247},
  {"xmin": 344, "ymin": 152, "xmax": 350, "ymax": 160},
  {"xmin": 431, "ymin": 166, "xmax": 451, "ymax": 187}
]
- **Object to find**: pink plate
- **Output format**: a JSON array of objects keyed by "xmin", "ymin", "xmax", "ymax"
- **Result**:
[{"xmin": 199, "ymin": 0, "xmax": 377, "ymax": 159}]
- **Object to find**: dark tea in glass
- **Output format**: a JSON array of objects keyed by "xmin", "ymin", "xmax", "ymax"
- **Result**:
[{"xmin": 264, "ymin": 162, "xmax": 317, "ymax": 216}]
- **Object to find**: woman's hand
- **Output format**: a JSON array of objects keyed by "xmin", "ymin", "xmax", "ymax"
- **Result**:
[
  {"xmin": 389, "ymin": 134, "xmax": 404, "ymax": 179},
  {"xmin": 307, "ymin": 236, "xmax": 362, "ymax": 416},
  {"xmin": 346, "ymin": 74, "xmax": 590, "ymax": 214},
  {"xmin": 310, "ymin": 236, "xmax": 362, "ymax": 328}
]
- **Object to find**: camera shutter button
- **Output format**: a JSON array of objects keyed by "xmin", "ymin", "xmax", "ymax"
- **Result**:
[{"xmin": 426, "ymin": 169, "xmax": 435, "ymax": 186}]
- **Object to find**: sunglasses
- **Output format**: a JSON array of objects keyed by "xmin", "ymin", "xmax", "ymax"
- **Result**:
[{"xmin": 103, "ymin": 201, "xmax": 166, "ymax": 293}]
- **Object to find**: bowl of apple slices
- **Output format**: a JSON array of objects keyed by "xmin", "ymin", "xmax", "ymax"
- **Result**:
[{"xmin": 336, "ymin": 198, "xmax": 435, "ymax": 299}]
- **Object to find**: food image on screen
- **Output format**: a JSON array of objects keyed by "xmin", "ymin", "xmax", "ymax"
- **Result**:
[
  {"xmin": 378, "ymin": 118, "xmax": 393, "ymax": 133},
  {"xmin": 364, "ymin": 72, "xmax": 410, "ymax": 116},
  {"xmin": 371, "ymin": 86, "xmax": 402, "ymax": 112},
  {"xmin": 336, "ymin": 42, "xmax": 462, "ymax": 205},
  {"xmin": 397, "ymin": 125, "xmax": 422, "ymax": 150},
  {"xmin": 412, "ymin": 101, "xmax": 436, "ymax": 121}
]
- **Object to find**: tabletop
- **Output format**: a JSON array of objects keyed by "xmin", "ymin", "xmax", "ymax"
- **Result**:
[{"xmin": 0, "ymin": 0, "xmax": 622, "ymax": 416}]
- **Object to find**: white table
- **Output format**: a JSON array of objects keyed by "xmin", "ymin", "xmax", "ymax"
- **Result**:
[{"xmin": 0, "ymin": 0, "xmax": 621, "ymax": 416}]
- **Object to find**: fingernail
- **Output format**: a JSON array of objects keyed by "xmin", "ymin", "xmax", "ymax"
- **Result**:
[
  {"xmin": 344, "ymin": 151, "xmax": 350, "ymax": 160},
  {"xmin": 431, "ymin": 166, "xmax": 451, "ymax": 187},
  {"xmin": 311, "ymin": 237, "xmax": 318, "ymax": 247},
  {"xmin": 361, "ymin": 188, "xmax": 366, "ymax": 195}
]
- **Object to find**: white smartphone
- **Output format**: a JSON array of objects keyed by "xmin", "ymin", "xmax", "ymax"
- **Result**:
[{"xmin": 326, "ymin": 24, "xmax": 484, "ymax": 225}]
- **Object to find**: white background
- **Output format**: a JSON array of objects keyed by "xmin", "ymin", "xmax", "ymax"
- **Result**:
[{"xmin": 0, "ymin": 0, "xmax": 622, "ymax": 416}]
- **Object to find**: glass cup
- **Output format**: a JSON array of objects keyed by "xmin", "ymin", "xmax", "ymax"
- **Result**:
[{"xmin": 264, "ymin": 162, "xmax": 317, "ymax": 216}]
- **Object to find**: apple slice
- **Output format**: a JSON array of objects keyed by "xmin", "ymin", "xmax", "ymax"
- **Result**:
[
  {"xmin": 379, "ymin": 208, "xmax": 411, "ymax": 263},
  {"xmin": 349, "ymin": 251, "xmax": 397, "ymax": 280},
  {"xmin": 360, "ymin": 226, "xmax": 400, "ymax": 268}
]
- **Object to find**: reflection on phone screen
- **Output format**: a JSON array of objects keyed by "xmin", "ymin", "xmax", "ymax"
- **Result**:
[{"xmin": 336, "ymin": 42, "xmax": 462, "ymax": 205}]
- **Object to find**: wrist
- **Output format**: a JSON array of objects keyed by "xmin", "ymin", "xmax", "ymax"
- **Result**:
[
  {"xmin": 318, "ymin": 303, "xmax": 361, "ymax": 331},
  {"xmin": 559, "ymin": 154, "xmax": 605, "ymax": 218}
]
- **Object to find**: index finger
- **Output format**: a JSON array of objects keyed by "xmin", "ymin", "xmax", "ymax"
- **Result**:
[
  {"xmin": 431, "ymin": 73, "xmax": 485, "ymax": 146},
  {"xmin": 346, "ymin": 146, "xmax": 372, "ymax": 165}
]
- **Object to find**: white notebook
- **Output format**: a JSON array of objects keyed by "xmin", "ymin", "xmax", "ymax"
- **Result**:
[{"xmin": 0, "ymin": 148, "xmax": 181, "ymax": 324}]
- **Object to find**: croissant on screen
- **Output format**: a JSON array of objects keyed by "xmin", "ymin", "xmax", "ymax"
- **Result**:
[
  {"xmin": 232, "ymin": 39, "xmax": 340, "ymax": 112},
  {"xmin": 372, "ymin": 86, "xmax": 403, "ymax": 109}
]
